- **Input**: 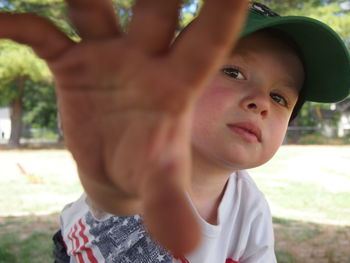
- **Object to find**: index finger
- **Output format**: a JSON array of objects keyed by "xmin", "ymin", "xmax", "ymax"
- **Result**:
[
  {"xmin": 66, "ymin": 0, "xmax": 120, "ymax": 39},
  {"xmin": 171, "ymin": 0, "xmax": 248, "ymax": 87}
]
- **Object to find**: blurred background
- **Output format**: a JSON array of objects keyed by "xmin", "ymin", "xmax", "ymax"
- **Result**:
[{"xmin": 0, "ymin": 0, "xmax": 349, "ymax": 262}]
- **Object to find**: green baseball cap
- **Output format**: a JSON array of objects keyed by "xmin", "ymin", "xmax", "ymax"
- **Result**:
[{"xmin": 241, "ymin": 2, "xmax": 350, "ymax": 103}]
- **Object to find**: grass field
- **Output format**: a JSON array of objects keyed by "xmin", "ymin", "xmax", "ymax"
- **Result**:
[
  {"xmin": 0, "ymin": 145, "xmax": 349, "ymax": 262},
  {"xmin": 251, "ymin": 145, "xmax": 350, "ymax": 226}
]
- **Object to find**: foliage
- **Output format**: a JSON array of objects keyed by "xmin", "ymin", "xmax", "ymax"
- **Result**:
[
  {"xmin": 22, "ymin": 80, "xmax": 57, "ymax": 131},
  {"xmin": 179, "ymin": 1, "xmax": 350, "ymax": 49},
  {"xmin": 267, "ymin": 1, "xmax": 350, "ymax": 48},
  {"xmin": 297, "ymin": 134, "xmax": 348, "ymax": 144},
  {"xmin": 0, "ymin": 41, "xmax": 51, "ymax": 104},
  {"xmin": 1, "ymin": 0, "xmax": 349, "ymax": 138},
  {"xmin": 0, "ymin": 0, "xmax": 75, "ymax": 37},
  {"xmin": 0, "ymin": 41, "xmax": 50, "ymax": 82}
]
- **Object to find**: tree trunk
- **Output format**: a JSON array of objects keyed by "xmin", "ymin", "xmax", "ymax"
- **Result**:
[
  {"xmin": 289, "ymin": 114, "xmax": 301, "ymax": 144},
  {"xmin": 287, "ymin": 0, "xmax": 296, "ymax": 8},
  {"xmin": 57, "ymin": 109, "xmax": 64, "ymax": 143},
  {"xmin": 8, "ymin": 76, "xmax": 25, "ymax": 148}
]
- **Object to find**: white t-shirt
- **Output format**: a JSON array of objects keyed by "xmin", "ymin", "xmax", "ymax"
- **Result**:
[
  {"xmin": 59, "ymin": 170, "xmax": 276, "ymax": 263},
  {"xmin": 173, "ymin": 170, "xmax": 276, "ymax": 263}
]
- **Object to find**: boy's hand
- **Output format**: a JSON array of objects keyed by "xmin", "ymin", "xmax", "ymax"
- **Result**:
[{"xmin": 0, "ymin": 0, "xmax": 247, "ymax": 254}]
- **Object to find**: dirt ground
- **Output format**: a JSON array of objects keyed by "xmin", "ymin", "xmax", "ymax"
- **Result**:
[{"xmin": 273, "ymin": 218, "xmax": 350, "ymax": 263}]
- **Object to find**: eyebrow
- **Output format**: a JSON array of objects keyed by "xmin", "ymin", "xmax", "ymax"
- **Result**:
[{"xmin": 280, "ymin": 83, "xmax": 301, "ymax": 97}]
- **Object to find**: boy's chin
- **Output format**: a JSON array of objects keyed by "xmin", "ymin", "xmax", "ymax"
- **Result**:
[
  {"xmin": 212, "ymin": 157, "xmax": 264, "ymax": 172},
  {"xmin": 221, "ymin": 151, "xmax": 278, "ymax": 171}
]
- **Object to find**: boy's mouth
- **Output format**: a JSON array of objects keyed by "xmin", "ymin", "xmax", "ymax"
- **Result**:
[{"xmin": 227, "ymin": 122, "xmax": 262, "ymax": 143}]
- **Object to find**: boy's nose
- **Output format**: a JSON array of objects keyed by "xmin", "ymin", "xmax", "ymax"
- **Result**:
[{"xmin": 242, "ymin": 92, "xmax": 270, "ymax": 118}]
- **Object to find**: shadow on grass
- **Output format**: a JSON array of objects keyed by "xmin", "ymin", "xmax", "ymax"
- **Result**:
[
  {"xmin": 273, "ymin": 217, "xmax": 350, "ymax": 263},
  {"xmin": 0, "ymin": 214, "xmax": 349, "ymax": 263},
  {"xmin": 0, "ymin": 142, "xmax": 66, "ymax": 151},
  {"xmin": 0, "ymin": 213, "xmax": 59, "ymax": 263}
]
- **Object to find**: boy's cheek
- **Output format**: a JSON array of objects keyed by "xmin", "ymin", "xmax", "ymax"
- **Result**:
[
  {"xmin": 262, "ymin": 123, "xmax": 288, "ymax": 158},
  {"xmin": 195, "ymin": 84, "xmax": 236, "ymax": 116}
]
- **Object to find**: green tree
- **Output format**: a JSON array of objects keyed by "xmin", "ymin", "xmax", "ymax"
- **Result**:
[
  {"xmin": 0, "ymin": 41, "xmax": 52, "ymax": 147},
  {"xmin": 264, "ymin": 1, "xmax": 350, "ymax": 48},
  {"xmin": 22, "ymin": 80, "xmax": 57, "ymax": 132},
  {"xmin": 0, "ymin": 0, "xmax": 75, "ymax": 147}
]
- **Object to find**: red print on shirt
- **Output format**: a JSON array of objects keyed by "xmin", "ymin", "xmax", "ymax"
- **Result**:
[
  {"xmin": 174, "ymin": 255, "xmax": 190, "ymax": 263},
  {"xmin": 174, "ymin": 256, "xmax": 238, "ymax": 263}
]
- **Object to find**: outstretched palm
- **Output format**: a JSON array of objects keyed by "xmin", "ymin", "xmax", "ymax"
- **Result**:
[{"xmin": 0, "ymin": 0, "xmax": 247, "ymax": 254}]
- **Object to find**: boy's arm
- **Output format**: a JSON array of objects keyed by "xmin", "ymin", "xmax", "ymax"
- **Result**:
[{"xmin": 0, "ymin": 0, "xmax": 247, "ymax": 254}]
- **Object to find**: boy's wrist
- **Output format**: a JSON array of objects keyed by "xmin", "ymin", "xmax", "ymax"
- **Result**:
[{"xmin": 78, "ymin": 169, "xmax": 143, "ymax": 216}]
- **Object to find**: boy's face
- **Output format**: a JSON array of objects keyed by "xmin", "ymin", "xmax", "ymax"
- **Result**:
[{"xmin": 191, "ymin": 32, "xmax": 304, "ymax": 171}]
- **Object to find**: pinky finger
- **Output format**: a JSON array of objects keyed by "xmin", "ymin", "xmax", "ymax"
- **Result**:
[{"xmin": 0, "ymin": 13, "xmax": 75, "ymax": 60}]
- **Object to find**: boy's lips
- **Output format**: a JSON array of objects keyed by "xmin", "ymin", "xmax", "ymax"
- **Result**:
[{"xmin": 227, "ymin": 122, "xmax": 262, "ymax": 143}]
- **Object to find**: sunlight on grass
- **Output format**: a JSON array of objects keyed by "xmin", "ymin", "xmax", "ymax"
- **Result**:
[
  {"xmin": 0, "ymin": 150, "xmax": 83, "ymax": 216},
  {"xmin": 1, "ymin": 145, "xmax": 349, "ymax": 225},
  {"xmin": 250, "ymin": 145, "xmax": 350, "ymax": 226},
  {"xmin": 0, "ymin": 145, "xmax": 349, "ymax": 263}
]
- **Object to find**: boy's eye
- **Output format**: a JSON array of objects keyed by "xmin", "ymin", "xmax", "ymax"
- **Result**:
[
  {"xmin": 222, "ymin": 67, "xmax": 245, "ymax": 80},
  {"xmin": 270, "ymin": 93, "xmax": 288, "ymax": 107}
]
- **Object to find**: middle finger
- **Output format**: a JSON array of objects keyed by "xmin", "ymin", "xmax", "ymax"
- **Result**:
[
  {"xmin": 66, "ymin": 0, "xmax": 120, "ymax": 40},
  {"xmin": 127, "ymin": 0, "xmax": 182, "ymax": 54}
]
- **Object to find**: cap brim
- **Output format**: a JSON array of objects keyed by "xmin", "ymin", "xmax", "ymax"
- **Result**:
[{"xmin": 241, "ymin": 12, "xmax": 350, "ymax": 103}]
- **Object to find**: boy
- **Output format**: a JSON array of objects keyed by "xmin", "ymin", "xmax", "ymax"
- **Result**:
[
  {"xmin": 1, "ymin": 1, "xmax": 350, "ymax": 262},
  {"xmin": 55, "ymin": 3, "xmax": 350, "ymax": 262}
]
